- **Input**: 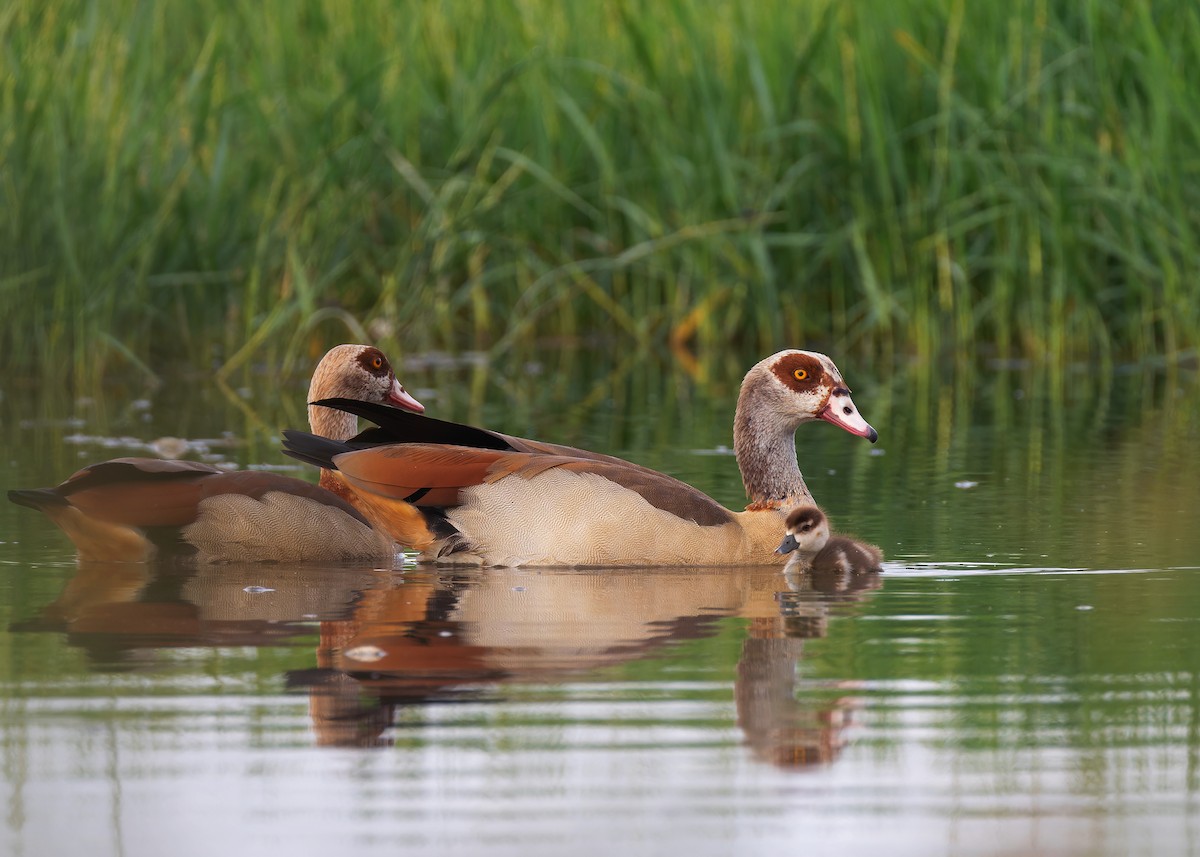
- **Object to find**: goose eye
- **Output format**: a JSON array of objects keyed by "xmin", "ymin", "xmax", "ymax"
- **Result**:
[
  {"xmin": 371, "ymin": 356, "xmax": 383, "ymax": 370},
  {"xmin": 793, "ymin": 368, "xmax": 808, "ymax": 381}
]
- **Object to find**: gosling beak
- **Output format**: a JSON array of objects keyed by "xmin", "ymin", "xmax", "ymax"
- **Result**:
[
  {"xmin": 776, "ymin": 533, "xmax": 799, "ymax": 555},
  {"xmin": 387, "ymin": 379, "xmax": 425, "ymax": 414},
  {"xmin": 818, "ymin": 388, "xmax": 877, "ymax": 443}
]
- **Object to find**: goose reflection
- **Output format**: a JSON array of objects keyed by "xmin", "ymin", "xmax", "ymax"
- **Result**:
[
  {"xmin": 11, "ymin": 560, "xmax": 389, "ymax": 664},
  {"xmin": 13, "ymin": 559, "xmax": 882, "ymax": 765},
  {"xmin": 739, "ymin": 565, "xmax": 882, "ymax": 766}
]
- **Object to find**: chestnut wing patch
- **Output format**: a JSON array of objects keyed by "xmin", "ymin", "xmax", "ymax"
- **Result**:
[{"xmin": 334, "ymin": 445, "xmax": 508, "ymax": 505}]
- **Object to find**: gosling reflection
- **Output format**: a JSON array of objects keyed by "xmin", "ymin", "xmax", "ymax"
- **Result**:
[{"xmin": 14, "ymin": 560, "xmax": 882, "ymax": 766}]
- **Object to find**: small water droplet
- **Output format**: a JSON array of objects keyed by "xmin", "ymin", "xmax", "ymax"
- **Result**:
[
  {"xmin": 1076, "ymin": 605, "xmax": 1094, "ymax": 612},
  {"xmin": 955, "ymin": 481, "xmax": 979, "ymax": 489},
  {"xmin": 243, "ymin": 586, "xmax": 275, "ymax": 594},
  {"xmin": 344, "ymin": 645, "xmax": 388, "ymax": 662}
]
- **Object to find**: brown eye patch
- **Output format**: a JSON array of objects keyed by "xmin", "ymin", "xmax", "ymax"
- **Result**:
[
  {"xmin": 771, "ymin": 353, "xmax": 823, "ymax": 390},
  {"xmin": 358, "ymin": 348, "xmax": 390, "ymax": 376}
]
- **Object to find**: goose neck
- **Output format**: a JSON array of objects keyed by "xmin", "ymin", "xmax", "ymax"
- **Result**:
[
  {"xmin": 733, "ymin": 393, "xmax": 814, "ymax": 511},
  {"xmin": 307, "ymin": 403, "xmax": 358, "ymax": 442}
]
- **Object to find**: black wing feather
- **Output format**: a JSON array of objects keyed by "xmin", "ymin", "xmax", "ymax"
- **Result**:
[
  {"xmin": 280, "ymin": 431, "xmax": 355, "ymax": 470},
  {"xmin": 310, "ymin": 398, "xmax": 513, "ymax": 451}
]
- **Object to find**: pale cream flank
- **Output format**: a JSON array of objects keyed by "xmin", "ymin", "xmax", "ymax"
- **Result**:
[
  {"xmin": 442, "ymin": 469, "xmax": 757, "ymax": 566},
  {"xmin": 183, "ymin": 491, "xmax": 395, "ymax": 564}
]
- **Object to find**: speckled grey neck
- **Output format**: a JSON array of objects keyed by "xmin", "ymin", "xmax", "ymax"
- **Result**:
[
  {"xmin": 733, "ymin": 373, "xmax": 815, "ymax": 508},
  {"xmin": 307, "ymin": 402, "xmax": 358, "ymax": 442}
]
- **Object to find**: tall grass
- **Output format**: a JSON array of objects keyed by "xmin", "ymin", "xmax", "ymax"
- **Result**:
[{"xmin": 2, "ymin": 0, "xmax": 1199, "ymax": 382}]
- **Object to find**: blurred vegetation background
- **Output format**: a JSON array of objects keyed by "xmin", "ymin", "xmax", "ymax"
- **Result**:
[{"xmin": 3, "ymin": 0, "xmax": 1199, "ymax": 384}]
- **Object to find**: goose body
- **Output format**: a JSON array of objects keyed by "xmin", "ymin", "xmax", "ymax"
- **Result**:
[
  {"xmin": 283, "ymin": 350, "xmax": 877, "ymax": 567},
  {"xmin": 776, "ymin": 505, "xmax": 884, "ymax": 574},
  {"xmin": 9, "ymin": 344, "xmax": 423, "ymax": 563}
]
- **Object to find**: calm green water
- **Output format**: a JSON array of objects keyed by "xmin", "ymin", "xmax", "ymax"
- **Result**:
[{"xmin": 2, "ymin": 347, "xmax": 1199, "ymax": 857}]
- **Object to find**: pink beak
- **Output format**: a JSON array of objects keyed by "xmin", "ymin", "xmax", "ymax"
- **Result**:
[
  {"xmin": 818, "ymin": 390, "xmax": 877, "ymax": 442},
  {"xmin": 387, "ymin": 379, "xmax": 425, "ymax": 414}
]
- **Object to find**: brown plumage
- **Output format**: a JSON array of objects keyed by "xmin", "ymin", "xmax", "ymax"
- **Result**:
[
  {"xmin": 283, "ymin": 349, "xmax": 878, "ymax": 567},
  {"xmin": 9, "ymin": 344, "xmax": 423, "ymax": 563},
  {"xmin": 776, "ymin": 505, "xmax": 884, "ymax": 574}
]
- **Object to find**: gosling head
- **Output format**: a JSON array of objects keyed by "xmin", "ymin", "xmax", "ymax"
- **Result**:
[{"xmin": 776, "ymin": 505, "xmax": 832, "ymax": 556}]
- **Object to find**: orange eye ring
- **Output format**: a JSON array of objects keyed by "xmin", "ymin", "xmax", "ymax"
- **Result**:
[
  {"xmin": 793, "ymin": 368, "xmax": 808, "ymax": 381},
  {"xmin": 372, "ymin": 356, "xmax": 383, "ymax": 370}
]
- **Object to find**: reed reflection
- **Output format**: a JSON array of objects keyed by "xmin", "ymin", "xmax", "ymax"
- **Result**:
[{"xmin": 13, "ymin": 560, "xmax": 883, "ymax": 765}]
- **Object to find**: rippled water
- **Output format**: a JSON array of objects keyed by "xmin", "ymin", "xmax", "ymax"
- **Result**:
[{"xmin": 2, "ymin": 349, "xmax": 1199, "ymax": 857}]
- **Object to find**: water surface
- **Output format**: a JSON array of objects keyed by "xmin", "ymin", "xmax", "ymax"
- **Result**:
[{"xmin": 2, "ymin": 348, "xmax": 1198, "ymax": 856}]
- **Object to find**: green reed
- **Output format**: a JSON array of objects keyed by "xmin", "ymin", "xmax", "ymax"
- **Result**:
[{"xmin": 2, "ymin": 0, "xmax": 1198, "ymax": 383}]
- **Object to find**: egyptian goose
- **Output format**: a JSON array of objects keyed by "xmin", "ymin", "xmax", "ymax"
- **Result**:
[
  {"xmin": 8, "ymin": 345, "xmax": 424, "ymax": 563},
  {"xmin": 282, "ymin": 349, "xmax": 877, "ymax": 567},
  {"xmin": 776, "ymin": 505, "xmax": 884, "ymax": 574}
]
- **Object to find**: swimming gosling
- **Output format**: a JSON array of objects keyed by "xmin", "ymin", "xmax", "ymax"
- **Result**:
[{"xmin": 777, "ymin": 505, "xmax": 883, "ymax": 574}]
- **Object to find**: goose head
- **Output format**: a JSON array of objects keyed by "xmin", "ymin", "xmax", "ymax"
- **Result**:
[
  {"xmin": 734, "ymin": 350, "xmax": 876, "ymax": 509},
  {"xmin": 307, "ymin": 345, "xmax": 424, "ymax": 441},
  {"xmin": 776, "ymin": 505, "xmax": 831, "ymax": 556},
  {"xmin": 738, "ymin": 350, "xmax": 877, "ymax": 441}
]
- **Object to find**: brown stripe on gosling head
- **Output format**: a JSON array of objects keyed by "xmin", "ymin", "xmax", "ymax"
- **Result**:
[{"xmin": 777, "ymin": 504, "xmax": 831, "ymax": 555}]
